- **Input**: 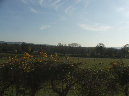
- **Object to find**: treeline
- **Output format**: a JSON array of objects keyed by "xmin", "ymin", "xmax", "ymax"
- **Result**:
[{"xmin": 0, "ymin": 42, "xmax": 129, "ymax": 58}]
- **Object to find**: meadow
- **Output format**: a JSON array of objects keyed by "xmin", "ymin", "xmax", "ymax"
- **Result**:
[{"xmin": 1, "ymin": 53, "xmax": 129, "ymax": 69}]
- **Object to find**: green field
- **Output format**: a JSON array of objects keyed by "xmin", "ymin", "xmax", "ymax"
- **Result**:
[
  {"xmin": 0, "ymin": 53, "xmax": 129, "ymax": 69},
  {"xmin": 0, "ymin": 53, "xmax": 24, "ymax": 67},
  {"xmin": 68, "ymin": 57, "xmax": 129, "ymax": 69}
]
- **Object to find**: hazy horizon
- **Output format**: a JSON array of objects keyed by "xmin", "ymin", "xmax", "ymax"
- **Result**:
[
  {"xmin": 0, "ymin": 40, "xmax": 123, "ymax": 48},
  {"xmin": 1, "ymin": 0, "xmax": 129, "ymax": 47}
]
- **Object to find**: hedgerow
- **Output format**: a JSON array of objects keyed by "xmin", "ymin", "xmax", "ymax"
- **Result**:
[{"xmin": 0, "ymin": 52, "xmax": 129, "ymax": 96}]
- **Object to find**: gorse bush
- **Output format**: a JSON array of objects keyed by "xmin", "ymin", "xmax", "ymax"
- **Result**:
[
  {"xmin": 0, "ymin": 52, "xmax": 129, "ymax": 96},
  {"xmin": 0, "ymin": 52, "xmax": 81, "ymax": 96}
]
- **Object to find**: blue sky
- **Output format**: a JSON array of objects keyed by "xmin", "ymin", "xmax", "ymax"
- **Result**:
[{"xmin": 1, "ymin": 0, "xmax": 129, "ymax": 47}]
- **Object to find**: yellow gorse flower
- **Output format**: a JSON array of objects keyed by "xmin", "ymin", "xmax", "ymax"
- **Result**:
[
  {"xmin": 39, "ymin": 52, "xmax": 47, "ymax": 58},
  {"xmin": 24, "ymin": 52, "xmax": 33, "ymax": 58},
  {"xmin": 3, "ymin": 51, "xmax": 73, "ymax": 73},
  {"xmin": 50, "ymin": 55, "xmax": 53, "ymax": 58},
  {"xmin": 43, "ymin": 53, "xmax": 47, "ymax": 57}
]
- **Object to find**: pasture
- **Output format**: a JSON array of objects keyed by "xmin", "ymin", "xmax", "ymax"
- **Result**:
[
  {"xmin": 68, "ymin": 57, "xmax": 129, "ymax": 69},
  {"xmin": 0, "ymin": 53, "xmax": 129, "ymax": 69}
]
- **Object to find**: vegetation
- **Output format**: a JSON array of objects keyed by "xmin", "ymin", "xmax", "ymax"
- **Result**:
[
  {"xmin": 0, "ymin": 52, "xmax": 129, "ymax": 96},
  {"xmin": 1, "ymin": 42, "xmax": 129, "ymax": 95},
  {"xmin": 1, "ymin": 42, "xmax": 129, "ymax": 58}
]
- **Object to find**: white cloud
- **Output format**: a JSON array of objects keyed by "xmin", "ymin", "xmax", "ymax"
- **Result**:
[
  {"xmin": 65, "ymin": 6, "xmax": 73, "ymax": 15},
  {"xmin": 76, "ymin": 0, "xmax": 82, "ymax": 3},
  {"xmin": 23, "ymin": 0, "xmax": 89, "ymax": 16},
  {"xmin": 64, "ymin": 0, "xmax": 84, "ymax": 15},
  {"xmin": 21, "ymin": 0, "xmax": 27, "ymax": 4},
  {"xmin": 53, "ymin": 0, "xmax": 61, "ymax": 6},
  {"xmin": 55, "ymin": 2, "xmax": 64, "ymax": 11},
  {"xmin": 39, "ymin": 0, "xmax": 44, "ymax": 7},
  {"xmin": 39, "ymin": 0, "xmax": 62, "ymax": 9},
  {"xmin": 65, "ymin": 6, "xmax": 75, "ymax": 15},
  {"xmin": 30, "ymin": 8, "xmax": 38, "ymax": 13},
  {"xmin": 29, "ymin": 0, "xmax": 36, "ymax": 4},
  {"xmin": 116, "ymin": 7, "xmax": 129, "ymax": 17},
  {"xmin": 117, "ymin": 7, "xmax": 124, "ymax": 11},
  {"xmin": 59, "ymin": 16, "xmax": 66, "ymax": 21},
  {"xmin": 79, "ymin": 24, "xmax": 111, "ymax": 31},
  {"xmin": 119, "ymin": 26, "xmax": 129, "ymax": 30},
  {"xmin": 40, "ymin": 25, "xmax": 50, "ymax": 30}
]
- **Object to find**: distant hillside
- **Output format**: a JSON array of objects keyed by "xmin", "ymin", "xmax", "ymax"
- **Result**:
[
  {"xmin": 0, "ymin": 41, "xmax": 24, "ymax": 45},
  {"xmin": 106, "ymin": 47, "xmax": 121, "ymax": 49},
  {"xmin": 0, "ymin": 41, "xmax": 54, "ymax": 46},
  {"xmin": 0, "ymin": 41, "xmax": 5, "ymax": 43}
]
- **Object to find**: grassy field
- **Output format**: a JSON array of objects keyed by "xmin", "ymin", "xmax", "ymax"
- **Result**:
[
  {"xmin": 68, "ymin": 57, "xmax": 129, "ymax": 69},
  {"xmin": 0, "ymin": 53, "xmax": 24, "ymax": 67},
  {"xmin": 0, "ymin": 53, "xmax": 129, "ymax": 69},
  {"xmin": 55, "ymin": 56, "xmax": 129, "ymax": 69}
]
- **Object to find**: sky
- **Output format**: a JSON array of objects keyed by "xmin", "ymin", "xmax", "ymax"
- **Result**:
[{"xmin": 1, "ymin": 0, "xmax": 129, "ymax": 47}]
